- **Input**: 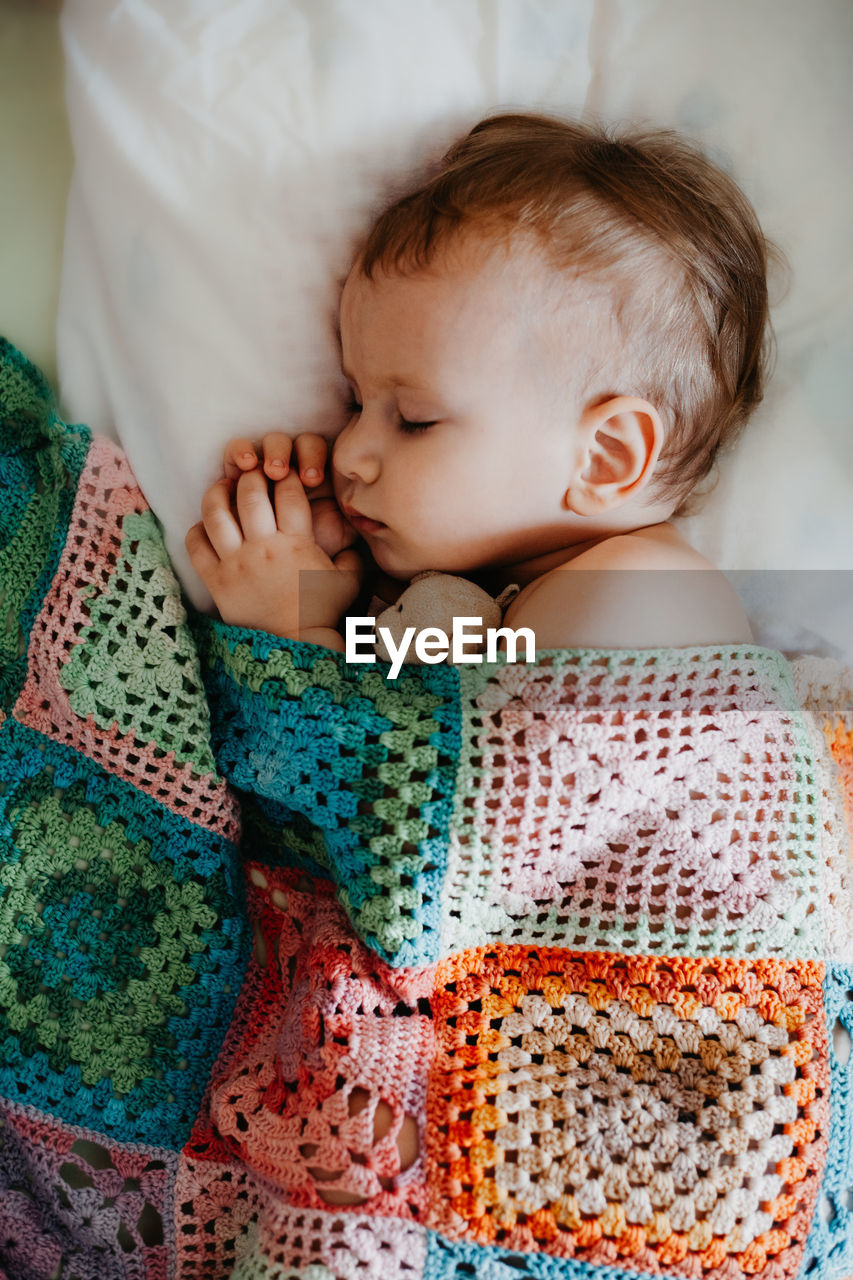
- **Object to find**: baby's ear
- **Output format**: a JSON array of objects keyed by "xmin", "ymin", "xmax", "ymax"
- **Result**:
[{"xmin": 565, "ymin": 396, "xmax": 664, "ymax": 516}]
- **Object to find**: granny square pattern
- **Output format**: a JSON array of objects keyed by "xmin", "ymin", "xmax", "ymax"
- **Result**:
[{"xmin": 1, "ymin": 338, "xmax": 851, "ymax": 1278}]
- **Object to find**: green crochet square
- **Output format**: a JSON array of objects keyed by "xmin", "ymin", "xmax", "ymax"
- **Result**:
[
  {"xmin": 0, "ymin": 719, "xmax": 250, "ymax": 1147},
  {"xmin": 0, "ymin": 338, "xmax": 89, "ymax": 709}
]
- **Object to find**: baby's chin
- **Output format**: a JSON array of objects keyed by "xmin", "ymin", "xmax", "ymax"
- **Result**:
[
  {"xmin": 368, "ymin": 548, "xmax": 415, "ymax": 581},
  {"xmin": 369, "ymin": 539, "xmax": 482, "ymax": 584},
  {"xmin": 365, "ymin": 537, "xmax": 428, "ymax": 582}
]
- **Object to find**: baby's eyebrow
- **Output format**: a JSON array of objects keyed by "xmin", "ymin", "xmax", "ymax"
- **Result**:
[{"xmin": 340, "ymin": 369, "xmax": 432, "ymax": 393}]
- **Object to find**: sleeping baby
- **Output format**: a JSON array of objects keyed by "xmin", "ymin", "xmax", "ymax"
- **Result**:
[
  {"xmin": 186, "ymin": 111, "xmax": 776, "ymax": 655},
  {"xmin": 184, "ymin": 112, "xmax": 777, "ymax": 1198},
  {"xmin": 4, "ymin": 100, "xmax": 849, "ymax": 1271}
]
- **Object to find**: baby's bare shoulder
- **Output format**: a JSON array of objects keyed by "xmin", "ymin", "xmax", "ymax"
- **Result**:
[{"xmin": 503, "ymin": 526, "xmax": 753, "ymax": 649}]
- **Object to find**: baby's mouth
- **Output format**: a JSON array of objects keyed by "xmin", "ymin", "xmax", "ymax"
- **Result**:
[
  {"xmin": 337, "ymin": 493, "xmax": 386, "ymax": 533},
  {"xmin": 343, "ymin": 510, "xmax": 386, "ymax": 534}
]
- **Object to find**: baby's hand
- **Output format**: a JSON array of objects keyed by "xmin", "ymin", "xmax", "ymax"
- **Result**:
[
  {"xmin": 186, "ymin": 463, "xmax": 363, "ymax": 643},
  {"xmin": 223, "ymin": 432, "xmax": 357, "ymax": 561}
]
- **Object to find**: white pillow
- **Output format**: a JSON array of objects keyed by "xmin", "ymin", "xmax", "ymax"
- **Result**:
[{"xmin": 57, "ymin": 0, "xmax": 853, "ymax": 650}]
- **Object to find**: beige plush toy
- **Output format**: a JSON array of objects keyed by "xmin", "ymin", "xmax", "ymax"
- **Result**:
[{"xmin": 373, "ymin": 571, "xmax": 519, "ymax": 664}]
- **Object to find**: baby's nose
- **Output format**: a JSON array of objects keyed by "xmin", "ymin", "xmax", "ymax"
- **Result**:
[{"xmin": 332, "ymin": 419, "xmax": 381, "ymax": 485}]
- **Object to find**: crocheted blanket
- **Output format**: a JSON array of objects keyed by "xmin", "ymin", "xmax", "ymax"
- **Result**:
[{"xmin": 1, "ymin": 336, "xmax": 852, "ymax": 1280}]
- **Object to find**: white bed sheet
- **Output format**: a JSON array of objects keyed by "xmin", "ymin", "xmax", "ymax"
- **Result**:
[{"xmin": 56, "ymin": 0, "xmax": 853, "ymax": 649}]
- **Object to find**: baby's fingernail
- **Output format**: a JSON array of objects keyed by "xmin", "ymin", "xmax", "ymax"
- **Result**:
[
  {"xmin": 269, "ymin": 458, "xmax": 285, "ymax": 470},
  {"xmin": 240, "ymin": 451, "xmax": 256, "ymax": 465},
  {"xmin": 304, "ymin": 468, "xmax": 321, "ymax": 482}
]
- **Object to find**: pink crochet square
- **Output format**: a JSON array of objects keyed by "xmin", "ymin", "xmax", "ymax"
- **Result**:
[
  {"xmin": 446, "ymin": 652, "xmax": 822, "ymax": 959},
  {"xmin": 195, "ymin": 867, "xmax": 432, "ymax": 1216}
]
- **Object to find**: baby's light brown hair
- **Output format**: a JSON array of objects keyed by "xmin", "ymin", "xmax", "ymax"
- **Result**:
[{"xmin": 358, "ymin": 112, "xmax": 777, "ymax": 512}]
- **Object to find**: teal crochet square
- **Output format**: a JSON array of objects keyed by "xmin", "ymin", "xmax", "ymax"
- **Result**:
[
  {"xmin": 800, "ymin": 963, "xmax": 853, "ymax": 1278},
  {"xmin": 0, "ymin": 719, "xmax": 251, "ymax": 1148},
  {"xmin": 0, "ymin": 338, "xmax": 90, "ymax": 710},
  {"xmin": 424, "ymin": 1231, "xmax": 655, "ymax": 1277},
  {"xmin": 200, "ymin": 623, "xmax": 462, "ymax": 966}
]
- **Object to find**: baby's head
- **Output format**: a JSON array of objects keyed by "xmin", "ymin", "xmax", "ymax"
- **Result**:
[{"xmin": 332, "ymin": 113, "xmax": 774, "ymax": 580}]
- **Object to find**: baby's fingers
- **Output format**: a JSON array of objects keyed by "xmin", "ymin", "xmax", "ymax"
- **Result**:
[
  {"xmin": 310, "ymin": 495, "xmax": 359, "ymax": 559},
  {"xmin": 333, "ymin": 547, "xmax": 364, "ymax": 582},
  {"xmin": 291, "ymin": 433, "xmax": 328, "ymax": 488},
  {"xmin": 235, "ymin": 468, "xmax": 278, "ymax": 541},
  {"xmin": 259, "ymin": 431, "xmax": 294, "ymax": 480},
  {"xmin": 201, "ymin": 477, "xmax": 244, "ymax": 557},
  {"xmin": 224, "ymin": 438, "xmax": 261, "ymax": 481},
  {"xmin": 272, "ymin": 468, "xmax": 314, "ymax": 538},
  {"xmin": 185, "ymin": 521, "xmax": 220, "ymax": 581},
  {"xmin": 332, "ymin": 546, "xmax": 365, "ymax": 611}
]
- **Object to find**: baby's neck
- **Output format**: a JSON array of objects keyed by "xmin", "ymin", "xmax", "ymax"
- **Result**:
[
  {"xmin": 364, "ymin": 522, "xmax": 681, "ymax": 609},
  {"xmin": 472, "ymin": 534, "xmax": 613, "ymax": 593},
  {"xmin": 472, "ymin": 521, "xmax": 679, "ymax": 593}
]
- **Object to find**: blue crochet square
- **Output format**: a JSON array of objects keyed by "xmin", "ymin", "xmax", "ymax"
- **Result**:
[{"xmin": 0, "ymin": 719, "xmax": 251, "ymax": 1148}]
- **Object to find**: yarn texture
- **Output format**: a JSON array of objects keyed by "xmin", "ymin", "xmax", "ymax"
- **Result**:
[{"xmin": 1, "ymin": 338, "xmax": 851, "ymax": 1279}]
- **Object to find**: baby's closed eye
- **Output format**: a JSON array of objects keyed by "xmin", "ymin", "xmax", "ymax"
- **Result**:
[{"xmin": 397, "ymin": 416, "xmax": 437, "ymax": 434}]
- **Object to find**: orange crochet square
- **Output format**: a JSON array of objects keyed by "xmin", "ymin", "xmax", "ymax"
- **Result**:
[
  {"xmin": 826, "ymin": 719, "xmax": 853, "ymax": 864},
  {"xmin": 427, "ymin": 945, "xmax": 829, "ymax": 1278}
]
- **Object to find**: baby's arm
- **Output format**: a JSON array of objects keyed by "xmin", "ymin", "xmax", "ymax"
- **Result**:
[{"xmin": 186, "ymin": 433, "xmax": 362, "ymax": 648}]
